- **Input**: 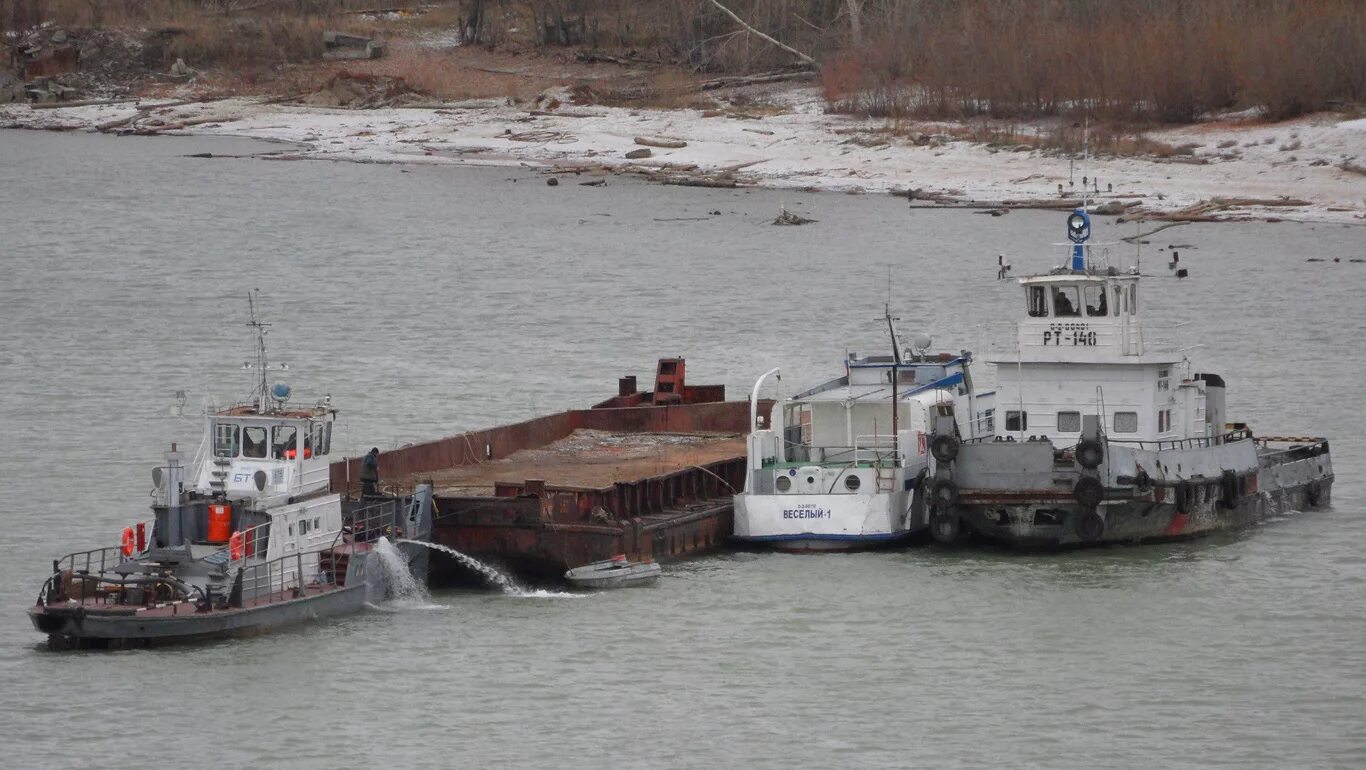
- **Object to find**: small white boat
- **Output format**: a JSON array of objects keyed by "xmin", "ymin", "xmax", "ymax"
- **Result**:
[{"xmin": 564, "ymin": 556, "xmax": 660, "ymax": 589}]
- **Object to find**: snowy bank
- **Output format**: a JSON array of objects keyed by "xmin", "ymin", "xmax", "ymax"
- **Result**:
[{"xmin": 4, "ymin": 87, "xmax": 1364, "ymax": 224}]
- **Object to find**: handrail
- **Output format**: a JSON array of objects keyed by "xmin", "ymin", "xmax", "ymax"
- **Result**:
[{"xmin": 750, "ymin": 368, "xmax": 781, "ymax": 432}]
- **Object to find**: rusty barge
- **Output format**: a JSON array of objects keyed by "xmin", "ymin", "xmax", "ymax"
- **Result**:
[{"xmin": 330, "ymin": 359, "xmax": 772, "ymax": 585}]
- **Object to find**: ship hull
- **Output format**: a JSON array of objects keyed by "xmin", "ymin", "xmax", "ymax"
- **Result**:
[
  {"xmin": 732, "ymin": 491, "xmax": 923, "ymax": 552},
  {"xmin": 951, "ymin": 440, "xmax": 1333, "ymax": 548},
  {"xmin": 29, "ymin": 583, "xmax": 371, "ymax": 650},
  {"xmin": 28, "ymin": 545, "xmax": 423, "ymax": 650}
]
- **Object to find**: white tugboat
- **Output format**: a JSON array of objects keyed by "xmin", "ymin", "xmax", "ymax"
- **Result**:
[
  {"xmin": 28, "ymin": 296, "xmax": 433, "ymax": 649},
  {"xmin": 733, "ymin": 313, "xmax": 985, "ymax": 550},
  {"xmin": 926, "ymin": 209, "xmax": 1334, "ymax": 546}
]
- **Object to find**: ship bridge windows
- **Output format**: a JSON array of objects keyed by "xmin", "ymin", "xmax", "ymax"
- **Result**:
[
  {"xmin": 1006, "ymin": 411, "xmax": 1028, "ymax": 432},
  {"xmin": 1058, "ymin": 411, "xmax": 1081, "ymax": 433},
  {"xmin": 1027, "ymin": 286, "xmax": 1048, "ymax": 317},
  {"xmin": 310, "ymin": 421, "xmax": 332, "ymax": 457},
  {"xmin": 213, "ymin": 423, "xmax": 240, "ymax": 458},
  {"xmin": 1053, "ymin": 286, "xmax": 1081, "ymax": 317},
  {"xmin": 243, "ymin": 426, "xmax": 268, "ymax": 458},
  {"xmin": 272, "ymin": 425, "xmax": 305, "ymax": 460},
  {"xmin": 1114, "ymin": 412, "xmax": 1139, "ymax": 434},
  {"xmin": 1084, "ymin": 285, "xmax": 1108, "ymax": 317}
]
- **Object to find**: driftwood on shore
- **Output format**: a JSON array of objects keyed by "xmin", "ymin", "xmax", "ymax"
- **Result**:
[
  {"xmin": 634, "ymin": 136, "xmax": 687, "ymax": 149},
  {"xmin": 1122, "ymin": 196, "xmax": 1312, "ymax": 222},
  {"xmin": 697, "ymin": 69, "xmax": 816, "ymax": 91}
]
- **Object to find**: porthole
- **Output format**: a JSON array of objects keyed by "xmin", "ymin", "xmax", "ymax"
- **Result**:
[
  {"xmin": 844, "ymin": 475, "xmax": 862, "ymax": 492},
  {"xmin": 806, "ymin": 476, "xmax": 815, "ymax": 485},
  {"xmin": 775, "ymin": 476, "xmax": 792, "ymax": 492}
]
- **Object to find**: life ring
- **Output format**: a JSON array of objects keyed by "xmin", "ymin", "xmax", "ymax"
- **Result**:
[
  {"xmin": 1074, "ymin": 509, "xmax": 1106, "ymax": 542},
  {"xmin": 1073, "ymin": 477, "xmax": 1104, "ymax": 509},
  {"xmin": 1075, "ymin": 439, "xmax": 1105, "ymax": 470},
  {"xmin": 930, "ymin": 434, "xmax": 960, "ymax": 463},
  {"xmin": 229, "ymin": 531, "xmax": 244, "ymax": 561},
  {"xmin": 929, "ymin": 511, "xmax": 961, "ymax": 544},
  {"xmin": 120, "ymin": 527, "xmax": 135, "ymax": 557},
  {"xmin": 933, "ymin": 479, "xmax": 959, "ymax": 508}
]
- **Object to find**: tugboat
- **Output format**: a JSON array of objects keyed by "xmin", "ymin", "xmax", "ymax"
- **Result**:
[
  {"xmin": 733, "ymin": 311, "xmax": 987, "ymax": 550},
  {"xmin": 924, "ymin": 209, "xmax": 1334, "ymax": 546},
  {"xmin": 28, "ymin": 297, "xmax": 433, "ymax": 649}
]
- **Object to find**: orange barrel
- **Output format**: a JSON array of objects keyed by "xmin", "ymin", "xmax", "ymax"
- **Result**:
[{"xmin": 207, "ymin": 502, "xmax": 232, "ymax": 544}]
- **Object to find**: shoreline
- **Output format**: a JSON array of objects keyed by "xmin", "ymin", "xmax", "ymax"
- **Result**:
[{"xmin": 5, "ymin": 86, "xmax": 1364, "ymax": 224}]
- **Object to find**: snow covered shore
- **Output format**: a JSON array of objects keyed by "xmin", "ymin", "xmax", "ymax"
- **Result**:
[{"xmin": 5, "ymin": 86, "xmax": 1363, "ymax": 223}]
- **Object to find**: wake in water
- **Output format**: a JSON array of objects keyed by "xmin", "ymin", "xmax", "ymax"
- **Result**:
[
  {"xmin": 396, "ymin": 539, "xmax": 580, "ymax": 598},
  {"xmin": 374, "ymin": 537, "xmax": 444, "ymax": 609}
]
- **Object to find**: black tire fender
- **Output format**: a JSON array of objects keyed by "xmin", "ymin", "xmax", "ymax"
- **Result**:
[
  {"xmin": 1175, "ymin": 481, "xmax": 1192, "ymax": 514},
  {"xmin": 930, "ymin": 434, "xmax": 960, "ymax": 463},
  {"xmin": 1075, "ymin": 439, "xmax": 1105, "ymax": 470},
  {"xmin": 1074, "ymin": 509, "xmax": 1106, "ymax": 542},
  {"xmin": 930, "ymin": 511, "xmax": 961, "ymax": 544},
  {"xmin": 1073, "ymin": 476, "xmax": 1105, "ymax": 509},
  {"xmin": 933, "ymin": 479, "xmax": 959, "ymax": 508},
  {"xmin": 1219, "ymin": 470, "xmax": 1238, "ymax": 509},
  {"xmin": 1307, "ymin": 481, "xmax": 1322, "ymax": 507}
]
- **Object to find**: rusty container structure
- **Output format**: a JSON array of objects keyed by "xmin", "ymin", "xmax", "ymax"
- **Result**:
[{"xmin": 329, "ymin": 360, "xmax": 772, "ymax": 585}]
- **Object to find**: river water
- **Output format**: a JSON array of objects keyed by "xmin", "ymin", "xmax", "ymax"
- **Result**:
[{"xmin": 1, "ymin": 131, "xmax": 1364, "ymax": 768}]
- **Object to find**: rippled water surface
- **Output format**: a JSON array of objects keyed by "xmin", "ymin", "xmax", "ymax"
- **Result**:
[{"xmin": 1, "ymin": 131, "xmax": 1364, "ymax": 768}]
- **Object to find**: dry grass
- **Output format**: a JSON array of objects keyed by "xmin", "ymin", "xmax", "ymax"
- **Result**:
[
  {"xmin": 824, "ymin": 0, "xmax": 1366, "ymax": 123},
  {"xmin": 346, "ymin": 49, "xmax": 540, "ymax": 102}
]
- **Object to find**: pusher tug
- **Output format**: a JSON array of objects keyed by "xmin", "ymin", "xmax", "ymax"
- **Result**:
[
  {"xmin": 922, "ymin": 208, "xmax": 1333, "ymax": 546},
  {"xmin": 733, "ymin": 311, "xmax": 986, "ymax": 551},
  {"xmin": 29, "ymin": 298, "xmax": 433, "ymax": 649}
]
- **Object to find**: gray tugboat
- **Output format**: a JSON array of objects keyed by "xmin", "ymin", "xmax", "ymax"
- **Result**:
[
  {"xmin": 921, "ymin": 209, "xmax": 1333, "ymax": 547},
  {"xmin": 28, "ymin": 297, "xmax": 433, "ymax": 649}
]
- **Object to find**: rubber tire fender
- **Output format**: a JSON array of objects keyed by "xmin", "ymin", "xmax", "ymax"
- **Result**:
[
  {"xmin": 1219, "ymin": 470, "xmax": 1239, "ymax": 510},
  {"xmin": 1306, "ymin": 481, "xmax": 1322, "ymax": 507},
  {"xmin": 930, "ymin": 434, "xmax": 960, "ymax": 463},
  {"xmin": 1073, "ymin": 476, "xmax": 1105, "ymax": 509},
  {"xmin": 933, "ymin": 479, "xmax": 959, "ymax": 508},
  {"xmin": 1174, "ymin": 481, "xmax": 1192, "ymax": 514},
  {"xmin": 929, "ymin": 511, "xmax": 961, "ymax": 544},
  {"xmin": 1075, "ymin": 439, "xmax": 1105, "ymax": 470},
  {"xmin": 1074, "ymin": 509, "xmax": 1106, "ymax": 542}
]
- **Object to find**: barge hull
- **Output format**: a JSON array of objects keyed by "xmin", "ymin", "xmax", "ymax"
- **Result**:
[{"xmin": 956, "ymin": 449, "xmax": 1333, "ymax": 548}]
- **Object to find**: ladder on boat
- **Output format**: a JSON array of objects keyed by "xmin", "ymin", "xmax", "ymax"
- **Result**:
[{"xmin": 875, "ymin": 464, "xmax": 896, "ymax": 493}]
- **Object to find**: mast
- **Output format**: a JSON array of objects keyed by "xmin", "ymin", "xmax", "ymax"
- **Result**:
[
  {"xmin": 246, "ymin": 290, "xmax": 271, "ymax": 412},
  {"xmin": 884, "ymin": 303, "xmax": 901, "ymax": 463}
]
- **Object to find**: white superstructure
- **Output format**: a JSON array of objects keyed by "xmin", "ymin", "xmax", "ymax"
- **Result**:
[{"xmin": 734, "ymin": 318, "xmax": 983, "ymax": 550}]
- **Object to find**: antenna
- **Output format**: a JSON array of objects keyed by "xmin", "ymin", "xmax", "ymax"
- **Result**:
[
  {"xmin": 246, "ymin": 290, "xmax": 271, "ymax": 411},
  {"xmin": 1081, "ymin": 116, "xmax": 1090, "ymax": 213}
]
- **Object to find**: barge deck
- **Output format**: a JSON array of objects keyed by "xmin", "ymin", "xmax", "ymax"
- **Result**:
[{"xmin": 329, "ymin": 359, "xmax": 772, "ymax": 585}]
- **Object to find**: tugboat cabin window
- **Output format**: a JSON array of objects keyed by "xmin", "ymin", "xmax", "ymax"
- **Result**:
[
  {"xmin": 1057, "ymin": 411, "xmax": 1081, "ymax": 432},
  {"xmin": 273, "ymin": 425, "xmax": 298, "ymax": 459},
  {"xmin": 310, "ymin": 422, "xmax": 328, "ymax": 458},
  {"xmin": 1114, "ymin": 411, "xmax": 1139, "ymax": 433},
  {"xmin": 214, "ymin": 424, "xmax": 240, "ymax": 458},
  {"xmin": 1006, "ymin": 411, "xmax": 1028, "ymax": 431},
  {"xmin": 1052, "ymin": 286, "xmax": 1081, "ymax": 317},
  {"xmin": 1084, "ymin": 285, "xmax": 1108, "ymax": 317},
  {"xmin": 243, "ymin": 426, "xmax": 268, "ymax": 458},
  {"xmin": 1027, "ymin": 286, "xmax": 1048, "ymax": 317}
]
